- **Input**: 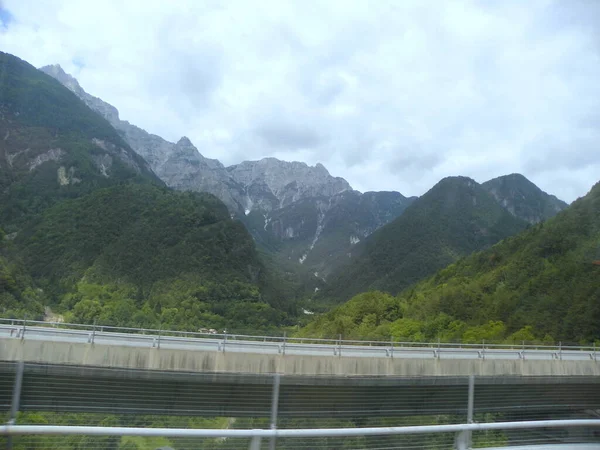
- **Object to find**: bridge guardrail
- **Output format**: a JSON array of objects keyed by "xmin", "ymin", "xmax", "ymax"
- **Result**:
[{"xmin": 1, "ymin": 318, "xmax": 598, "ymax": 361}]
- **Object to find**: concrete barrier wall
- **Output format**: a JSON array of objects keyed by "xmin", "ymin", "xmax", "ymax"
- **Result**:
[{"xmin": 2, "ymin": 339, "xmax": 600, "ymax": 377}]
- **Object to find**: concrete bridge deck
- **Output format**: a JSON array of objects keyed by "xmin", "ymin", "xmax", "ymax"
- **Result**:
[
  {"xmin": 2, "ymin": 333, "xmax": 600, "ymax": 378},
  {"xmin": 1, "ymin": 324, "xmax": 600, "ymax": 419},
  {"xmin": 2, "ymin": 341, "xmax": 600, "ymax": 418}
]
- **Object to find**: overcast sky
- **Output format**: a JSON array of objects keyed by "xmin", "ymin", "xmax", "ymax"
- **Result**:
[{"xmin": 1, "ymin": 0, "xmax": 599, "ymax": 202}]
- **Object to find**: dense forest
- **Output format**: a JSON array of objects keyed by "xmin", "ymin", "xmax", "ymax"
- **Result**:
[
  {"xmin": 300, "ymin": 181, "xmax": 600, "ymax": 344},
  {"xmin": 1, "ymin": 183, "xmax": 296, "ymax": 332},
  {"xmin": 315, "ymin": 176, "xmax": 528, "ymax": 306}
]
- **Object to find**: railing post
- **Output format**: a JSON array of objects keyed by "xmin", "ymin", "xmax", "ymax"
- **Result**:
[
  {"xmin": 269, "ymin": 373, "xmax": 281, "ymax": 450},
  {"xmin": 338, "ymin": 334, "xmax": 342, "ymax": 357},
  {"xmin": 90, "ymin": 319, "xmax": 96, "ymax": 345},
  {"xmin": 455, "ymin": 374, "xmax": 475, "ymax": 450},
  {"xmin": 249, "ymin": 435, "xmax": 262, "ymax": 450},
  {"xmin": 157, "ymin": 324, "xmax": 161, "ymax": 350},
  {"xmin": 6, "ymin": 361, "xmax": 24, "ymax": 450},
  {"xmin": 454, "ymin": 430, "xmax": 470, "ymax": 450},
  {"xmin": 559, "ymin": 341, "xmax": 562, "ymax": 360},
  {"xmin": 467, "ymin": 375, "xmax": 475, "ymax": 424},
  {"xmin": 282, "ymin": 332, "xmax": 286, "ymax": 356},
  {"xmin": 390, "ymin": 336, "xmax": 394, "ymax": 359}
]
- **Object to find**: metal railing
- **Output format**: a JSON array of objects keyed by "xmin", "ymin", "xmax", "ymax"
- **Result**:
[
  {"xmin": 2, "ymin": 420, "xmax": 600, "ymax": 450},
  {"xmin": 1, "ymin": 317, "xmax": 598, "ymax": 361},
  {"xmin": 2, "ymin": 354, "xmax": 600, "ymax": 448}
]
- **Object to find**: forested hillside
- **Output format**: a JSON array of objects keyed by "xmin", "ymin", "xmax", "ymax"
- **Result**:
[
  {"xmin": 0, "ymin": 52, "xmax": 296, "ymax": 333},
  {"xmin": 0, "ymin": 51, "xmax": 159, "ymax": 229},
  {"xmin": 300, "ymin": 181, "xmax": 600, "ymax": 343},
  {"xmin": 0, "ymin": 231, "xmax": 45, "ymax": 319},
  {"xmin": 316, "ymin": 176, "xmax": 528, "ymax": 306},
  {"xmin": 6, "ymin": 183, "xmax": 291, "ymax": 332}
]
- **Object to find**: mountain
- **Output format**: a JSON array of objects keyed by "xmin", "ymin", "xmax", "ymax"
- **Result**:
[
  {"xmin": 482, "ymin": 173, "xmax": 568, "ymax": 223},
  {"xmin": 41, "ymin": 64, "xmax": 415, "ymax": 288},
  {"xmin": 39, "ymin": 65, "xmax": 355, "ymax": 215},
  {"xmin": 37, "ymin": 64, "xmax": 246, "ymax": 209},
  {"xmin": 39, "ymin": 63, "xmax": 570, "ymax": 309},
  {"xmin": 316, "ymin": 176, "xmax": 529, "ymax": 304},
  {"xmin": 0, "ymin": 53, "xmax": 158, "ymax": 229},
  {"xmin": 229, "ymin": 158, "xmax": 351, "ymax": 211},
  {"xmin": 0, "ymin": 52, "xmax": 295, "ymax": 332},
  {"xmin": 12, "ymin": 183, "xmax": 289, "ymax": 332},
  {"xmin": 247, "ymin": 189, "xmax": 415, "ymax": 281},
  {"xmin": 300, "ymin": 180, "xmax": 600, "ymax": 343}
]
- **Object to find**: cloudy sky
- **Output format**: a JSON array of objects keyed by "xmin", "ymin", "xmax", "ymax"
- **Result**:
[{"xmin": 1, "ymin": 0, "xmax": 599, "ymax": 202}]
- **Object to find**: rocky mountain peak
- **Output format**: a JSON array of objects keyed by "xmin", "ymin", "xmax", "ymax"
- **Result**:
[
  {"xmin": 228, "ymin": 158, "xmax": 351, "ymax": 209},
  {"xmin": 176, "ymin": 136, "xmax": 193, "ymax": 147},
  {"xmin": 40, "ymin": 64, "xmax": 84, "ymax": 96},
  {"xmin": 40, "ymin": 64, "xmax": 121, "ymax": 124},
  {"xmin": 314, "ymin": 162, "xmax": 329, "ymax": 174}
]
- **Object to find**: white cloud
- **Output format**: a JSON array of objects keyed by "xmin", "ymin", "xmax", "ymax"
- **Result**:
[{"xmin": 1, "ymin": 0, "xmax": 599, "ymax": 202}]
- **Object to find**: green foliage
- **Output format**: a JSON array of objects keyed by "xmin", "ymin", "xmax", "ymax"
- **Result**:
[
  {"xmin": 0, "ymin": 51, "xmax": 159, "ymax": 228},
  {"xmin": 20, "ymin": 184, "xmax": 231, "ymax": 287},
  {"xmin": 0, "ymin": 240, "xmax": 45, "ymax": 319},
  {"xmin": 302, "ymin": 181, "xmax": 600, "ymax": 344},
  {"xmin": 10, "ymin": 183, "xmax": 292, "ymax": 332},
  {"xmin": 319, "ymin": 176, "xmax": 528, "ymax": 304}
]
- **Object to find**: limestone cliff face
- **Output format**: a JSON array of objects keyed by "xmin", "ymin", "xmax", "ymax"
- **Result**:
[{"xmin": 228, "ymin": 158, "xmax": 352, "ymax": 211}]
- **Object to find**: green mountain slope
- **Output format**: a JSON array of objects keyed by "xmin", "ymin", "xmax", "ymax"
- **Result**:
[
  {"xmin": 0, "ymin": 229, "xmax": 45, "ymax": 318},
  {"xmin": 482, "ymin": 173, "xmax": 568, "ymax": 223},
  {"xmin": 0, "ymin": 51, "xmax": 159, "ymax": 229},
  {"xmin": 301, "ymin": 181, "xmax": 600, "ymax": 343},
  {"xmin": 317, "ymin": 177, "xmax": 528, "ymax": 304},
  {"xmin": 12, "ymin": 183, "xmax": 289, "ymax": 331}
]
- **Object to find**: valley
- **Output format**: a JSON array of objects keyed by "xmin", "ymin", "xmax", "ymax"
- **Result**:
[{"xmin": 0, "ymin": 50, "xmax": 595, "ymax": 348}]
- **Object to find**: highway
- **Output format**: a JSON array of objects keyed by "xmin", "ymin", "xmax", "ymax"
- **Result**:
[{"xmin": 1, "ymin": 321, "xmax": 598, "ymax": 361}]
